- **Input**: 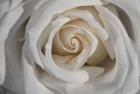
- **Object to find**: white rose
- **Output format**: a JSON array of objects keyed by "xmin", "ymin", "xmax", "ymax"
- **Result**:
[{"xmin": 0, "ymin": 0, "xmax": 140, "ymax": 94}]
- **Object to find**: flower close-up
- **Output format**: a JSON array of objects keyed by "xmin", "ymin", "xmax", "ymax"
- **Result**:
[{"xmin": 0, "ymin": 0, "xmax": 140, "ymax": 94}]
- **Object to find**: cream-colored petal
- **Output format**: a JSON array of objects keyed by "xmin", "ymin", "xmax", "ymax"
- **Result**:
[
  {"xmin": 53, "ymin": 54, "xmax": 75, "ymax": 70},
  {"xmin": 78, "ymin": 6, "xmax": 104, "ymax": 26}
]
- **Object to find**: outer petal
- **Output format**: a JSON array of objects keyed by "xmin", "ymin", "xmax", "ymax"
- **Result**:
[
  {"xmin": 3, "ymin": 0, "xmax": 39, "ymax": 93},
  {"xmin": 104, "ymin": 0, "xmax": 140, "ymax": 63},
  {"xmin": 0, "ymin": 1, "xmax": 23, "ymax": 85}
]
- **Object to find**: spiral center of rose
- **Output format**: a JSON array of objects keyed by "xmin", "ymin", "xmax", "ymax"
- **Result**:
[{"xmin": 51, "ymin": 18, "xmax": 108, "ymax": 70}]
